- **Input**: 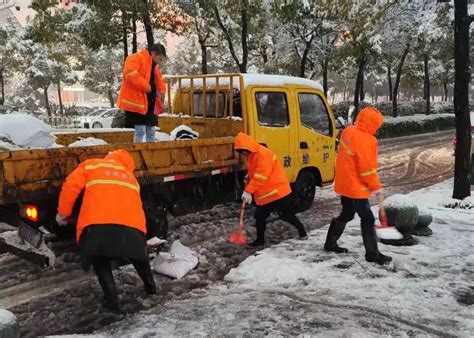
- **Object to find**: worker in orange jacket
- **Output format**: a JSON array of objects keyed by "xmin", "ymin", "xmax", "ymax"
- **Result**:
[
  {"xmin": 325, "ymin": 107, "xmax": 391, "ymax": 265},
  {"xmin": 56, "ymin": 150, "xmax": 156, "ymax": 311},
  {"xmin": 234, "ymin": 133, "xmax": 307, "ymax": 246},
  {"xmin": 117, "ymin": 44, "xmax": 167, "ymax": 143}
]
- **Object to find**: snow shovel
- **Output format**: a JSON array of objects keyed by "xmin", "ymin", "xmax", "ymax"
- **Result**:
[
  {"xmin": 230, "ymin": 201, "xmax": 248, "ymax": 245},
  {"xmin": 375, "ymin": 194, "xmax": 403, "ymax": 240}
]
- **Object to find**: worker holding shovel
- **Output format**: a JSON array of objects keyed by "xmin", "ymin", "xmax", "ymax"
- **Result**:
[
  {"xmin": 324, "ymin": 106, "xmax": 392, "ymax": 265},
  {"xmin": 234, "ymin": 133, "xmax": 308, "ymax": 247}
]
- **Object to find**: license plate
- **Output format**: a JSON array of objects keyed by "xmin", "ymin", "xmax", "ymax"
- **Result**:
[{"xmin": 18, "ymin": 223, "xmax": 43, "ymax": 248}]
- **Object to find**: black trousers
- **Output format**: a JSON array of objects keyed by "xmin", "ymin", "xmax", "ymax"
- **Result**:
[
  {"xmin": 335, "ymin": 196, "xmax": 379, "ymax": 256},
  {"xmin": 336, "ymin": 196, "xmax": 375, "ymax": 227},
  {"xmin": 254, "ymin": 194, "xmax": 307, "ymax": 241},
  {"xmin": 91, "ymin": 256, "xmax": 156, "ymax": 305}
]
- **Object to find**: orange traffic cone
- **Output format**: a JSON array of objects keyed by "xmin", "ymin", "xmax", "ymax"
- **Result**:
[{"xmin": 230, "ymin": 201, "xmax": 248, "ymax": 245}]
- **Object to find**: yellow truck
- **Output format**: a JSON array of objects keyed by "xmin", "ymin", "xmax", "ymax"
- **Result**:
[{"xmin": 0, "ymin": 73, "xmax": 337, "ymax": 266}]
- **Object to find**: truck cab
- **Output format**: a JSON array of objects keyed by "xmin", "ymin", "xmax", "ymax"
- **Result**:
[{"xmin": 166, "ymin": 73, "xmax": 337, "ymax": 211}]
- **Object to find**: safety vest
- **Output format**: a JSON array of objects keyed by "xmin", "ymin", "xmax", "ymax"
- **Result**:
[
  {"xmin": 117, "ymin": 48, "xmax": 166, "ymax": 114},
  {"xmin": 235, "ymin": 132, "xmax": 292, "ymax": 206},
  {"xmin": 334, "ymin": 107, "xmax": 383, "ymax": 199},
  {"xmin": 58, "ymin": 158, "xmax": 146, "ymax": 243}
]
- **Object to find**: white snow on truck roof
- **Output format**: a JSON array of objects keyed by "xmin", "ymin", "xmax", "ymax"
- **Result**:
[{"xmin": 179, "ymin": 74, "xmax": 323, "ymax": 92}]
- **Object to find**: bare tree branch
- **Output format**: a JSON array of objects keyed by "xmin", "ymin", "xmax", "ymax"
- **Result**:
[{"xmin": 212, "ymin": 4, "xmax": 242, "ymax": 71}]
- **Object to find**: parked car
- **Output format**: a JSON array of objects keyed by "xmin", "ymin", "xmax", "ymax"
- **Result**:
[{"xmin": 73, "ymin": 108, "xmax": 120, "ymax": 128}]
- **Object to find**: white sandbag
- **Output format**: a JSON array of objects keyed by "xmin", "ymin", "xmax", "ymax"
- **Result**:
[
  {"xmin": 170, "ymin": 125, "xmax": 199, "ymax": 140},
  {"xmin": 155, "ymin": 131, "xmax": 172, "ymax": 141},
  {"xmin": 152, "ymin": 240, "xmax": 199, "ymax": 279},
  {"xmin": 0, "ymin": 114, "xmax": 56, "ymax": 148},
  {"xmin": 68, "ymin": 137, "xmax": 108, "ymax": 147}
]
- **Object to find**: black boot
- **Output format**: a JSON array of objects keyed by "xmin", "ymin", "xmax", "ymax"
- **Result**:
[
  {"xmin": 96, "ymin": 270, "xmax": 120, "ymax": 311},
  {"xmin": 362, "ymin": 225, "xmax": 392, "ymax": 265},
  {"xmin": 249, "ymin": 221, "xmax": 265, "ymax": 247},
  {"xmin": 131, "ymin": 259, "xmax": 157, "ymax": 295},
  {"xmin": 324, "ymin": 218, "xmax": 348, "ymax": 253}
]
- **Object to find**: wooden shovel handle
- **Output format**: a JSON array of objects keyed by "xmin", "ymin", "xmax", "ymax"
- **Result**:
[
  {"xmin": 376, "ymin": 192, "xmax": 388, "ymax": 227},
  {"xmin": 239, "ymin": 200, "xmax": 246, "ymax": 228}
]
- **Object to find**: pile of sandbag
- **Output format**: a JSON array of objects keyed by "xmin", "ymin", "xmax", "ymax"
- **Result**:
[
  {"xmin": 152, "ymin": 240, "xmax": 199, "ymax": 279},
  {"xmin": 0, "ymin": 114, "xmax": 56, "ymax": 149}
]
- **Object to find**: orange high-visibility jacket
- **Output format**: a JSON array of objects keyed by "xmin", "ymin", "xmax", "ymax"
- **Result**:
[
  {"xmin": 334, "ymin": 107, "xmax": 384, "ymax": 199},
  {"xmin": 57, "ymin": 150, "xmax": 146, "ymax": 243},
  {"xmin": 117, "ymin": 48, "xmax": 166, "ymax": 114},
  {"xmin": 235, "ymin": 133, "xmax": 292, "ymax": 205}
]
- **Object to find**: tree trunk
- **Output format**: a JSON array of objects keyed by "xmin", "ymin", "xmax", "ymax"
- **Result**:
[
  {"xmin": 443, "ymin": 82, "xmax": 448, "ymax": 101},
  {"xmin": 0, "ymin": 67, "xmax": 4, "ymax": 105},
  {"xmin": 142, "ymin": 0, "xmax": 154, "ymax": 49},
  {"xmin": 132, "ymin": 16, "xmax": 137, "ymax": 53},
  {"xmin": 387, "ymin": 64, "xmax": 393, "ymax": 101},
  {"xmin": 199, "ymin": 41, "xmax": 208, "ymax": 74},
  {"xmin": 213, "ymin": 4, "xmax": 245, "ymax": 72},
  {"xmin": 57, "ymin": 81, "xmax": 64, "ymax": 115},
  {"xmin": 424, "ymin": 53, "xmax": 430, "ymax": 115},
  {"xmin": 122, "ymin": 11, "xmax": 128, "ymax": 61},
  {"xmin": 240, "ymin": 2, "xmax": 248, "ymax": 73},
  {"xmin": 353, "ymin": 57, "xmax": 366, "ymax": 118},
  {"xmin": 108, "ymin": 89, "xmax": 115, "ymax": 108},
  {"xmin": 452, "ymin": 0, "xmax": 471, "ymax": 199},
  {"xmin": 322, "ymin": 57, "xmax": 329, "ymax": 97},
  {"xmin": 299, "ymin": 36, "xmax": 315, "ymax": 78},
  {"xmin": 44, "ymin": 87, "xmax": 51, "ymax": 117},
  {"xmin": 392, "ymin": 45, "xmax": 410, "ymax": 118}
]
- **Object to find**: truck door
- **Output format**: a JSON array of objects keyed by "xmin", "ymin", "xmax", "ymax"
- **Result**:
[
  {"xmin": 295, "ymin": 90, "xmax": 336, "ymax": 184},
  {"xmin": 250, "ymin": 88, "xmax": 297, "ymax": 180}
]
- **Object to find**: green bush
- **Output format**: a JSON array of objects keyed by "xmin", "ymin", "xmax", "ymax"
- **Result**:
[
  {"xmin": 377, "ymin": 114, "xmax": 455, "ymax": 139},
  {"xmin": 331, "ymin": 101, "xmax": 458, "ymax": 119}
]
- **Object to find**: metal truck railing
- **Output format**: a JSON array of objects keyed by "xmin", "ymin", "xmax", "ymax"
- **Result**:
[{"xmin": 164, "ymin": 73, "xmax": 247, "ymax": 133}]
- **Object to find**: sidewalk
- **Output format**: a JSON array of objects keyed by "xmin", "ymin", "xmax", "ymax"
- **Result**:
[{"xmin": 60, "ymin": 180, "xmax": 473, "ymax": 337}]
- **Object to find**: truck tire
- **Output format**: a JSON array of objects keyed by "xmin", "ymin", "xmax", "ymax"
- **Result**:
[
  {"xmin": 291, "ymin": 171, "xmax": 316, "ymax": 213},
  {"xmin": 143, "ymin": 202, "xmax": 168, "ymax": 240}
]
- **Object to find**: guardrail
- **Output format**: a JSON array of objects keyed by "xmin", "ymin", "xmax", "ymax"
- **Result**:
[{"xmin": 40, "ymin": 116, "xmax": 76, "ymax": 129}]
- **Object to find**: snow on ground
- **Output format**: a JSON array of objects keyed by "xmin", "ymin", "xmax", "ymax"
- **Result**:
[{"xmin": 55, "ymin": 179, "xmax": 473, "ymax": 337}]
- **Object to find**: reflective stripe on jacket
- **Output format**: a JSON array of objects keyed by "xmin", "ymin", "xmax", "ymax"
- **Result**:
[
  {"xmin": 117, "ymin": 48, "xmax": 166, "ymax": 114},
  {"xmin": 234, "ymin": 132, "xmax": 291, "ymax": 205},
  {"xmin": 334, "ymin": 107, "xmax": 383, "ymax": 199},
  {"xmin": 58, "ymin": 150, "xmax": 146, "ymax": 243}
]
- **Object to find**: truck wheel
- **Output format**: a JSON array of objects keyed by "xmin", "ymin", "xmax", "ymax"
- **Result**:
[
  {"xmin": 292, "ymin": 171, "xmax": 316, "ymax": 213},
  {"xmin": 143, "ymin": 202, "xmax": 168, "ymax": 240}
]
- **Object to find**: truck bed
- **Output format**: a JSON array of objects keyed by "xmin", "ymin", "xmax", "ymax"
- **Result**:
[{"xmin": 0, "ymin": 136, "xmax": 242, "ymax": 206}]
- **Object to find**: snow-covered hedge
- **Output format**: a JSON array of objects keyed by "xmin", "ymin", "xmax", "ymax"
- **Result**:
[
  {"xmin": 377, "ymin": 113, "xmax": 455, "ymax": 139},
  {"xmin": 331, "ymin": 101, "xmax": 458, "ymax": 118}
]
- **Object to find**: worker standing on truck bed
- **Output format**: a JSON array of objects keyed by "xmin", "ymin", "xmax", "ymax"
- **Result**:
[
  {"xmin": 117, "ymin": 43, "xmax": 167, "ymax": 143},
  {"xmin": 56, "ymin": 149, "xmax": 156, "ymax": 311},
  {"xmin": 234, "ymin": 132, "xmax": 308, "ymax": 246},
  {"xmin": 324, "ymin": 107, "xmax": 392, "ymax": 265}
]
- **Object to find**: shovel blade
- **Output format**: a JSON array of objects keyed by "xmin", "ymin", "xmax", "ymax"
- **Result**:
[{"xmin": 230, "ymin": 232, "xmax": 247, "ymax": 245}]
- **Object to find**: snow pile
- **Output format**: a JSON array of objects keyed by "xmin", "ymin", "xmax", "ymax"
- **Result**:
[
  {"xmin": 155, "ymin": 131, "xmax": 172, "ymax": 142},
  {"xmin": 68, "ymin": 137, "xmax": 108, "ymax": 147},
  {"xmin": 384, "ymin": 193, "xmax": 417, "ymax": 209},
  {"xmin": 0, "ymin": 114, "xmax": 56, "ymax": 149},
  {"xmin": 0, "ymin": 309, "xmax": 19, "ymax": 338},
  {"xmin": 170, "ymin": 125, "xmax": 199, "ymax": 140},
  {"xmin": 441, "ymin": 195, "xmax": 474, "ymax": 210},
  {"xmin": 78, "ymin": 179, "xmax": 472, "ymax": 337}
]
